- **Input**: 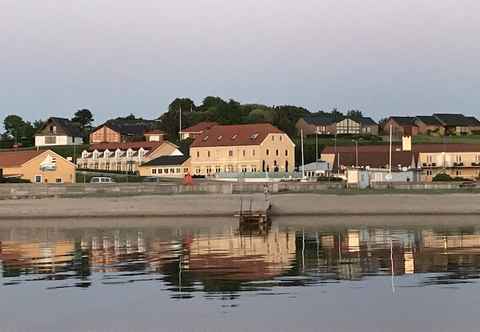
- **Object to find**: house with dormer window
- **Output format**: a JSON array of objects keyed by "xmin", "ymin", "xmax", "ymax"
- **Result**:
[{"xmin": 189, "ymin": 123, "xmax": 295, "ymax": 176}]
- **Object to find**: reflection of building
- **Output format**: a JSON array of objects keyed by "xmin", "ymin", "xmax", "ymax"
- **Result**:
[
  {"xmin": 0, "ymin": 149, "xmax": 76, "ymax": 183},
  {"xmin": 184, "ymin": 229, "xmax": 296, "ymax": 281}
]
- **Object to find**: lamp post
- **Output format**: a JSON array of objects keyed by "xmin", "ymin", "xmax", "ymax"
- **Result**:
[{"xmin": 352, "ymin": 139, "xmax": 359, "ymax": 167}]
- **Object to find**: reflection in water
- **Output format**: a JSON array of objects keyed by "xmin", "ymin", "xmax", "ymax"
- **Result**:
[{"xmin": 2, "ymin": 222, "xmax": 480, "ymax": 297}]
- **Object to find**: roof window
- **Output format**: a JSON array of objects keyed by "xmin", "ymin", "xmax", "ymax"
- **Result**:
[
  {"xmin": 250, "ymin": 133, "xmax": 259, "ymax": 140},
  {"xmin": 203, "ymin": 136, "xmax": 209, "ymax": 141},
  {"xmin": 217, "ymin": 135, "xmax": 223, "ymax": 141},
  {"xmin": 232, "ymin": 134, "xmax": 238, "ymax": 140}
]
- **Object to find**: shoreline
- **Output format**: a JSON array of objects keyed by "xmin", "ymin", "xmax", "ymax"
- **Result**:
[{"xmin": 1, "ymin": 193, "xmax": 480, "ymax": 219}]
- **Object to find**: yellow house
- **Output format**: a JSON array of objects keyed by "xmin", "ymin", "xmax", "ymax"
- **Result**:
[
  {"xmin": 138, "ymin": 155, "xmax": 191, "ymax": 178},
  {"xmin": 0, "ymin": 149, "xmax": 76, "ymax": 183},
  {"xmin": 189, "ymin": 123, "xmax": 295, "ymax": 176}
]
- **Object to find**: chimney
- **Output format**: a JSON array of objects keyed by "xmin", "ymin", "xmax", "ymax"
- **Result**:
[{"xmin": 402, "ymin": 136, "xmax": 412, "ymax": 151}]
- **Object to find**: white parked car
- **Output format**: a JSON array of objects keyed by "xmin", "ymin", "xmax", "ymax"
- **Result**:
[{"xmin": 90, "ymin": 177, "xmax": 115, "ymax": 184}]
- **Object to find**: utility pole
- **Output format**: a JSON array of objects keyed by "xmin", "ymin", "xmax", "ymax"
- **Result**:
[
  {"xmin": 301, "ymin": 129, "xmax": 305, "ymax": 179},
  {"xmin": 315, "ymin": 132, "xmax": 318, "ymax": 162},
  {"xmin": 389, "ymin": 124, "xmax": 393, "ymax": 174},
  {"xmin": 178, "ymin": 106, "xmax": 182, "ymax": 140}
]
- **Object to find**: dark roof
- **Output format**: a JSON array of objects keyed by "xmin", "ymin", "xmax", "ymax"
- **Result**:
[
  {"xmin": 303, "ymin": 114, "xmax": 338, "ymax": 126},
  {"xmin": 415, "ymin": 116, "xmax": 443, "ymax": 126},
  {"xmin": 355, "ymin": 116, "xmax": 377, "ymax": 126},
  {"xmin": 388, "ymin": 116, "xmax": 418, "ymax": 126},
  {"xmin": 433, "ymin": 114, "xmax": 479, "ymax": 127},
  {"xmin": 191, "ymin": 123, "xmax": 286, "ymax": 148},
  {"xmin": 323, "ymin": 143, "xmax": 480, "ymax": 154},
  {"xmin": 38, "ymin": 117, "xmax": 84, "ymax": 137},
  {"xmin": 95, "ymin": 119, "xmax": 156, "ymax": 137},
  {"xmin": 141, "ymin": 155, "xmax": 189, "ymax": 167},
  {"xmin": 465, "ymin": 117, "xmax": 480, "ymax": 126}
]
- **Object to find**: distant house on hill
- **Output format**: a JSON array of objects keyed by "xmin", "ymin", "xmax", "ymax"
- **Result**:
[
  {"xmin": 433, "ymin": 114, "xmax": 480, "ymax": 135},
  {"xmin": 295, "ymin": 114, "xmax": 337, "ymax": 135},
  {"xmin": 296, "ymin": 114, "xmax": 378, "ymax": 136},
  {"xmin": 180, "ymin": 122, "xmax": 218, "ymax": 140},
  {"xmin": 35, "ymin": 117, "xmax": 84, "ymax": 147},
  {"xmin": 415, "ymin": 116, "xmax": 445, "ymax": 135},
  {"xmin": 383, "ymin": 117, "xmax": 419, "ymax": 137},
  {"xmin": 89, "ymin": 119, "xmax": 157, "ymax": 143}
]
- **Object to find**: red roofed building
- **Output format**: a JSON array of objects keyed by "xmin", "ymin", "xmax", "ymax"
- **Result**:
[
  {"xmin": 0, "ymin": 149, "xmax": 76, "ymax": 183},
  {"xmin": 321, "ymin": 143, "xmax": 480, "ymax": 181},
  {"xmin": 180, "ymin": 122, "xmax": 218, "ymax": 140},
  {"xmin": 189, "ymin": 123, "xmax": 295, "ymax": 175}
]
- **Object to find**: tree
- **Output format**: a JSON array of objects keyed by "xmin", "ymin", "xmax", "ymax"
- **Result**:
[
  {"xmin": 347, "ymin": 110, "xmax": 363, "ymax": 119},
  {"xmin": 3, "ymin": 115, "xmax": 35, "ymax": 146},
  {"xmin": 72, "ymin": 109, "xmax": 94, "ymax": 132},
  {"xmin": 168, "ymin": 98, "xmax": 196, "ymax": 113}
]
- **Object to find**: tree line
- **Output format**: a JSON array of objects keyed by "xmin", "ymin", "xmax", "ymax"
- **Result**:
[{"xmin": 1, "ymin": 96, "xmax": 366, "ymax": 149}]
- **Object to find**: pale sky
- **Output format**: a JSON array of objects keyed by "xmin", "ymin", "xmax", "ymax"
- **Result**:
[{"xmin": 1, "ymin": 0, "xmax": 480, "ymax": 124}]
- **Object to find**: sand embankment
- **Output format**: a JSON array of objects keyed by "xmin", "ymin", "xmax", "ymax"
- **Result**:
[{"xmin": 0, "ymin": 193, "xmax": 479, "ymax": 220}]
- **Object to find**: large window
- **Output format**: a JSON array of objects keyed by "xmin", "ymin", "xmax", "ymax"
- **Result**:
[{"xmin": 45, "ymin": 136, "xmax": 56, "ymax": 144}]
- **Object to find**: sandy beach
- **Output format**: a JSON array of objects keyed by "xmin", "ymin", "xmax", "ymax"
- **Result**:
[{"xmin": 1, "ymin": 193, "xmax": 479, "ymax": 220}]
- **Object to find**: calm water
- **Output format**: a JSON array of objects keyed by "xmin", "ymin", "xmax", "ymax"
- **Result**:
[{"xmin": 1, "ymin": 218, "xmax": 480, "ymax": 332}]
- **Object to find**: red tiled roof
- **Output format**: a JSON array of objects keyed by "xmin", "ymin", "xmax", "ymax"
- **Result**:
[
  {"xmin": 88, "ymin": 141, "xmax": 163, "ymax": 152},
  {"xmin": 0, "ymin": 150, "xmax": 44, "ymax": 168},
  {"xmin": 182, "ymin": 122, "xmax": 218, "ymax": 133},
  {"xmin": 330, "ymin": 151, "xmax": 416, "ymax": 171},
  {"xmin": 190, "ymin": 123, "xmax": 285, "ymax": 148}
]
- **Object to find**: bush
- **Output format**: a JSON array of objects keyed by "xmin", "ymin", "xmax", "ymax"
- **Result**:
[
  {"xmin": 0, "ymin": 177, "xmax": 30, "ymax": 183},
  {"xmin": 432, "ymin": 173, "xmax": 470, "ymax": 182},
  {"xmin": 432, "ymin": 173, "xmax": 453, "ymax": 182}
]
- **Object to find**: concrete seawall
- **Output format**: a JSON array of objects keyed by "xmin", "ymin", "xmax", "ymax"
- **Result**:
[
  {"xmin": 0, "ymin": 193, "xmax": 479, "ymax": 219},
  {"xmin": 0, "ymin": 182, "xmax": 344, "ymax": 200}
]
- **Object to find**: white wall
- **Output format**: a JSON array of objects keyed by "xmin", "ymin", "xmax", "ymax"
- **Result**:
[{"xmin": 35, "ymin": 135, "xmax": 83, "ymax": 147}]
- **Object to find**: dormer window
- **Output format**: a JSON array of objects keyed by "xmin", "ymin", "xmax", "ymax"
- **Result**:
[
  {"xmin": 203, "ymin": 136, "xmax": 209, "ymax": 141},
  {"xmin": 217, "ymin": 135, "xmax": 223, "ymax": 141},
  {"xmin": 250, "ymin": 133, "xmax": 259, "ymax": 140},
  {"xmin": 232, "ymin": 134, "xmax": 238, "ymax": 140}
]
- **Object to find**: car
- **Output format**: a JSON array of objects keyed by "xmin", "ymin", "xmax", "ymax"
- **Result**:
[
  {"xmin": 459, "ymin": 181, "xmax": 477, "ymax": 188},
  {"xmin": 90, "ymin": 176, "xmax": 115, "ymax": 184}
]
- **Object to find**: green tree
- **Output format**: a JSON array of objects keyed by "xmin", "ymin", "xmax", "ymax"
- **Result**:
[
  {"xmin": 3, "ymin": 115, "xmax": 35, "ymax": 146},
  {"xmin": 72, "ymin": 109, "xmax": 94, "ymax": 133},
  {"xmin": 347, "ymin": 110, "xmax": 363, "ymax": 119}
]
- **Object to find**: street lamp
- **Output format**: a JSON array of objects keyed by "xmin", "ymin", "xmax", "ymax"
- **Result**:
[{"xmin": 352, "ymin": 139, "xmax": 360, "ymax": 168}]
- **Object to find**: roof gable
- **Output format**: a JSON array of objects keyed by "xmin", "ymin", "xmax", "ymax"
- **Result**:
[
  {"xmin": 389, "ymin": 116, "xmax": 418, "ymax": 126},
  {"xmin": 37, "ymin": 117, "xmax": 84, "ymax": 138}
]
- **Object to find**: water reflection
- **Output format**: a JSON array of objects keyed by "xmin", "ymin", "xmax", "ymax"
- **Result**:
[{"xmin": 2, "ymin": 222, "xmax": 480, "ymax": 296}]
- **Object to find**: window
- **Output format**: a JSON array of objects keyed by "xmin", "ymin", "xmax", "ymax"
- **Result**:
[
  {"xmin": 251, "ymin": 165, "xmax": 257, "ymax": 172},
  {"xmin": 229, "ymin": 150, "xmax": 233, "ymax": 157},
  {"xmin": 252, "ymin": 150, "xmax": 256, "ymax": 156},
  {"xmin": 197, "ymin": 151, "xmax": 200, "ymax": 158},
  {"xmin": 232, "ymin": 134, "xmax": 238, "ymax": 140},
  {"xmin": 285, "ymin": 150, "xmax": 288, "ymax": 156},
  {"xmin": 170, "ymin": 168, "xmax": 175, "ymax": 173},
  {"xmin": 272, "ymin": 135, "xmax": 274, "ymax": 141},
  {"xmin": 196, "ymin": 168, "xmax": 201, "ymax": 174},
  {"xmin": 456, "ymin": 170, "xmax": 462, "ymax": 176},
  {"xmin": 35, "ymin": 175, "xmax": 42, "ymax": 183},
  {"xmin": 216, "ymin": 166, "xmax": 222, "ymax": 173},
  {"xmin": 105, "ymin": 163, "xmax": 110, "ymax": 171},
  {"xmin": 243, "ymin": 150, "xmax": 246, "ymax": 157},
  {"xmin": 165, "ymin": 169, "xmax": 169, "ymax": 174},
  {"xmin": 176, "ymin": 168, "xmax": 181, "ymax": 173},
  {"xmin": 266, "ymin": 149, "xmax": 269, "ymax": 156},
  {"xmin": 208, "ymin": 151, "xmax": 211, "ymax": 158},
  {"xmin": 276, "ymin": 149, "xmax": 279, "ymax": 156},
  {"xmin": 56, "ymin": 178, "xmax": 62, "ymax": 183},
  {"xmin": 206, "ymin": 167, "xmax": 212, "ymax": 174},
  {"xmin": 45, "ymin": 136, "xmax": 56, "ymax": 144},
  {"xmin": 183, "ymin": 168, "xmax": 189, "ymax": 173},
  {"xmin": 152, "ymin": 169, "xmax": 157, "ymax": 174},
  {"xmin": 241, "ymin": 166, "xmax": 248, "ymax": 173},
  {"xmin": 159, "ymin": 169, "xmax": 163, "ymax": 174},
  {"xmin": 280, "ymin": 136, "xmax": 282, "ymax": 141},
  {"xmin": 426, "ymin": 170, "xmax": 432, "ymax": 176}
]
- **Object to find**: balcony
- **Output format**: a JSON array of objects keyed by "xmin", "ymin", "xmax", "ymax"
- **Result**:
[{"xmin": 471, "ymin": 162, "xmax": 480, "ymax": 167}]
